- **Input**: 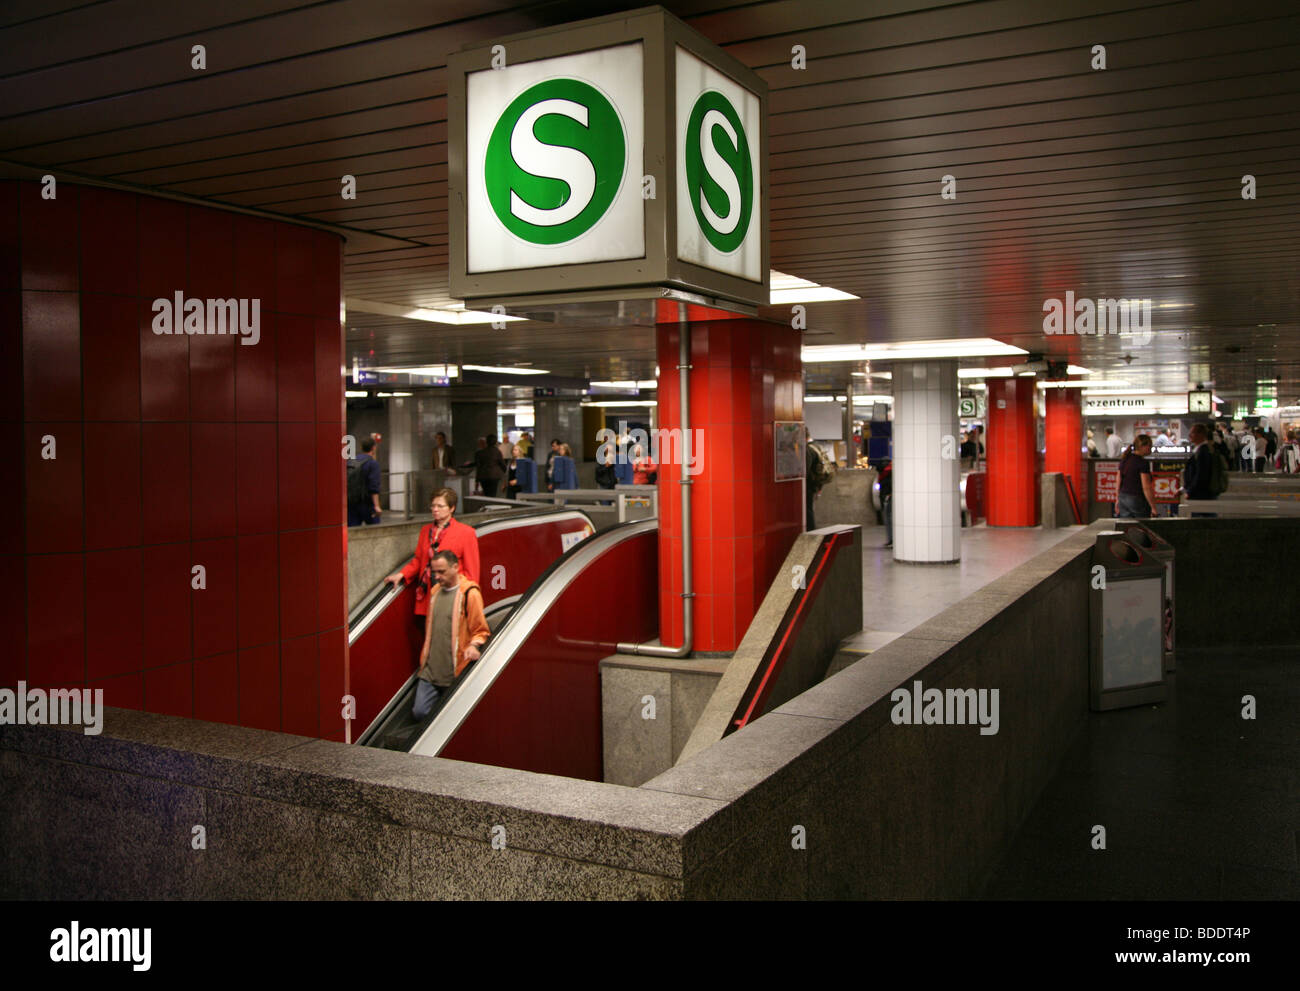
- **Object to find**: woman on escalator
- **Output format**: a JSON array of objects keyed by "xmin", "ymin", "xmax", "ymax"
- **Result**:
[{"xmin": 383, "ymin": 487, "xmax": 481, "ymax": 624}]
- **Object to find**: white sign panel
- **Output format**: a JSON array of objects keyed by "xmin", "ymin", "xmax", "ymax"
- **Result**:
[
  {"xmin": 1084, "ymin": 394, "xmax": 1191, "ymax": 416},
  {"xmin": 675, "ymin": 47, "xmax": 762, "ymax": 283},
  {"xmin": 466, "ymin": 45, "xmax": 645, "ymax": 274},
  {"xmin": 1101, "ymin": 577, "xmax": 1163, "ymax": 690}
]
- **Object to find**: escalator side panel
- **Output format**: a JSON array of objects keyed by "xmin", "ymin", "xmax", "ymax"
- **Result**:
[
  {"xmin": 348, "ymin": 582, "xmax": 425, "ymax": 735},
  {"xmin": 436, "ymin": 529, "xmax": 659, "ymax": 781},
  {"xmin": 475, "ymin": 514, "xmax": 593, "ymax": 608},
  {"xmin": 348, "ymin": 511, "xmax": 592, "ymax": 738}
]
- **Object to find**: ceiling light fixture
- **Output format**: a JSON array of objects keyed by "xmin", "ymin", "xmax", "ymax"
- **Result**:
[
  {"xmin": 769, "ymin": 271, "xmax": 859, "ymax": 304},
  {"xmin": 803, "ymin": 339, "xmax": 1027, "ymax": 363},
  {"xmin": 462, "ymin": 364, "xmax": 550, "ymax": 376},
  {"xmin": 347, "ymin": 297, "xmax": 526, "ymax": 326}
]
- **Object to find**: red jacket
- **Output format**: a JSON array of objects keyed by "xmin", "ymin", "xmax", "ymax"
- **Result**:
[{"xmin": 398, "ymin": 517, "xmax": 480, "ymax": 615}]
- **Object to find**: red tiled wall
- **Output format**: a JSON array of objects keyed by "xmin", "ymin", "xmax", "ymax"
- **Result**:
[
  {"xmin": 1, "ymin": 181, "xmax": 348, "ymax": 740},
  {"xmin": 986, "ymin": 376, "xmax": 1039, "ymax": 526},
  {"xmin": 656, "ymin": 310, "xmax": 803, "ymax": 652},
  {"xmin": 1044, "ymin": 388, "xmax": 1084, "ymax": 521}
]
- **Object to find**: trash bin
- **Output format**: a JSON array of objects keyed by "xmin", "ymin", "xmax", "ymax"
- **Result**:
[
  {"xmin": 1114, "ymin": 521, "xmax": 1176, "ymax": 676},
  {"xmin": 1089, "ymin": 531, "xmax": 1169, "ymax": 711}
]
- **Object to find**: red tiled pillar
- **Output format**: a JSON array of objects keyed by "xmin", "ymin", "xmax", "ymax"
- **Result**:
[
  {"xmin": 986, "ymin": 376, "xmax": 1039, "ymax": 526},
  {"xmin": 2, "ymin": 180, "xmax": 348, "ymax": 740},
  {"xmin": 655, "ymin": 303, "xmax": 802, "ymax": 652},
  {"xmin": 1044, "ymin": 387, "xmax": 1084, "ymax": 521}
]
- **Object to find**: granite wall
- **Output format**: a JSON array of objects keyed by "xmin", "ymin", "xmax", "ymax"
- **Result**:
[
  {"xmin": 1147, "ymin": 517, "xmax": 1300, "ymax": 648},
  {"xmin": 2, "ymin": 524, "xmax": 1111, "ymax": 899}
]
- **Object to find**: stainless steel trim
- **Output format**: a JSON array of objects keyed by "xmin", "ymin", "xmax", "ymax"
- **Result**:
[
  {"xmin": 346, "ymin": 510, "xmax": 593, "ymax": 647},
  {"xmin": 409, "ymin": 518, "xmax": 658, "ymax": 757}
]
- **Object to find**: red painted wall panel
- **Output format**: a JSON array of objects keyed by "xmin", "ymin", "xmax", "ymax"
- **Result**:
[
  {"xmin": 1044, "ymin": 387, "xmax": 1084, "ymax": 520},
  {"xmin": 80, "ymin": 188, "xmax": 138, "ymax": 296},
  {"xmin": 439, "ymin": 529, "xmax": 659, "ymax": 781},
  {"xmin": 986, "ymin": 376, "xmax": 1039, "ymax": 526},
  {"xmin": 5, "ymin": 180, "xmax": 346, "ymax": 738},
  {"xmin": 655, "ymin": 317, "xmax": 803, "ymax": 652}
]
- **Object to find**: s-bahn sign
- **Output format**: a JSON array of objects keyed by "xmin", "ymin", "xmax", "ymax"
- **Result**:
[{"xmin": 449, "ymin": 6, "xmax": 768, "ymax": 310}]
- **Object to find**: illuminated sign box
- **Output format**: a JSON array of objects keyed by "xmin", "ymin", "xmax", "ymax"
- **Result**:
[{"xmin": 448, "ymin": 6, "xmax": 769, "ymax": 311}]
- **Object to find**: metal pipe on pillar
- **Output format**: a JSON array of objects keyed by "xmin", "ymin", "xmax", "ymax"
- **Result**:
[{"xmin": 618, "ymin": 303, "xmax": 694, "ymax": 657}]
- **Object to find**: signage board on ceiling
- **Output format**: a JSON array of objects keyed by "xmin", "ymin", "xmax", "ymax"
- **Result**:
[
  {"xmin": 1083, "ymin": 394, "xmax": 1191, "ymax": 416},
  {"xmin": 448, "ymin": 7, "xmax": 769, "ymax": 311}
]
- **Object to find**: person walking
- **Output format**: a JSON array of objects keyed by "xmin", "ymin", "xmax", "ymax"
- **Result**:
[
  {"xmin": 1114, "ymin": 434, "xmax": 1156, "ymax": 518},
  {"xmin": 463, "ymin": 435, "xmax": 507, "ymax": 497},
  {"xmin": 878, "ymin": 459, "xmax": 893, "ymax": 547},
  {"xmin": 1105, "ymin": 427, "xmax": 1124, "ymax": 458},
  {"xmin": 1183, "ymin": 423, "xmax": 1220, "ymax": 517},
  {"xmin": 347, "ymin": 435, "xmax": 382, "ymax": 526}
]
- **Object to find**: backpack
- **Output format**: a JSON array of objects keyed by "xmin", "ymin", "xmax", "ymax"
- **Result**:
[
  {"xmin": 1209, "ymin": 450, "xmax": 1229, "ymax": 495},
  {"xmin": 809, "ymin": 450, "xmax": 830, "ymax": 492},
  {"xmin": 347, "ymin": 458, "xmax": 368, "ymax": 506}
]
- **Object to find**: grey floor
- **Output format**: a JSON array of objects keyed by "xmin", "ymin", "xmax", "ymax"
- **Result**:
[
  {"xmin": 983, "ymin": 647, "xmax": 1300, "ymax": 899},
  {"xmin": 845, "ymin": 523, "xmax": 1084, "ymax": 647}
]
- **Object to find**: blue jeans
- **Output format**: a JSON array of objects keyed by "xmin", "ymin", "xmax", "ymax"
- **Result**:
[
  {"xmin": 412, "ymin": 680, "xmax": 441, "ymax": 720},
  {"xmin": 1115, "ymin": 492, "xmax": 1150, "ymax": 518}
]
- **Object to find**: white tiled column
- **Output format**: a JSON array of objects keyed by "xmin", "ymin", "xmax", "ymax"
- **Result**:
[{"xmin": 891, "ymin": 360, "xmax": 961, "ymax": 563}]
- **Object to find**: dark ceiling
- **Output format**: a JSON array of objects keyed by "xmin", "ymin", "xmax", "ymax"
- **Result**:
[{"xmin": 2, "ymin": 0, "xmax": 1297, "ymax": 408}]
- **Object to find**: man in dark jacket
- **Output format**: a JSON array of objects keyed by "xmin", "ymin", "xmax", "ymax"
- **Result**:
[
  {"xmin": 1182, "ymin": 422, "xmax": 1218, "ymax": 517},
  {"xmin": 463, "ymin": 436, "xmax": 507, "ymax": 497}
]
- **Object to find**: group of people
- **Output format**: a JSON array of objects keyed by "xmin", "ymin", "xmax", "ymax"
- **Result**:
[
  {"xmin": 1114, "ymin": 422, "xmax": 1225, "ymax": 519},
  {"xmin": 1098, "ymin": 423, "xmax": 1298, "ymax": 475},
  {"xmin": 433, "ymin": 431, "xmax": 581, "ymax": 498},
  {"xmin": 383, "ymin": 488, "xmax": 488, "ymax": 723},
  {"xmin": 595, "ymin": 441, "xmax": 657, "ymax": 489}
]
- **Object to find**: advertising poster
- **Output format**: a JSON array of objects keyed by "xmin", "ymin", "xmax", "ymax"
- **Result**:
[
  {"xmin": 1151, "ymin": 458, "xmax": 1186, "ymax": 504},
  {"xmin": 1093, "ymin": 462, "xmax": 1120, "ymax": 502},
  {"xmin": 1102, "ymin": 577, "xmax": 1164, "ymax": 690},
  {"xmin": 775, "ymin": 421, "xmax": 804, "ymax": 481}
]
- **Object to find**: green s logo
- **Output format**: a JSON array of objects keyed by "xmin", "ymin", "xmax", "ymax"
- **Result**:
[
  {"xmin": 485, "ymin": 78, "xmax": 626, "ymax": 245},
  {"xmin": 684, "ymin": 91, "xmax": 753, "ymax": 253}
]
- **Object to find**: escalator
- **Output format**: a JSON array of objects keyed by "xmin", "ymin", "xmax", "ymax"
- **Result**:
[
  {"xmin": 347, "ymin": 507, "xmax": 595, "ymax": 737},
  {"xmin": 363, "ymin": 518, "xmax": 660, "ymax": 781}
]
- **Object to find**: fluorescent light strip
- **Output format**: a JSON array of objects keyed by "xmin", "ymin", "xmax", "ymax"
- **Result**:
[
  {"xmin": 804, "ymin": 339, "xmax": 1027, "ymax": 362},
  {"xmin": 1082, "ymin": 389, "xmax": 1156, "ymax": 396},
  {"xmin": 769, "ymin": 270, "xmax": 859, "ymax": 304},
  {"xmin": 1039, "ymin": 380, "xmax": 1131, "ymax": 389},
  {"xmin": 581, "ymin": 400, "xmax": 657, "ymax": 408},
  {"xmin": 370, "ymin": 364, "xmax": 459, "ymax": 378},
  {"xmin": 347, "ymin": 297, "xmax": 525, "ymax": 326},
  {"xmin": 958, "ymin": 367, "xmax": 1014, "ymax": 378},
  {"xmin": 462, "ymin": 364, "xmax": 549, "ymax": 376},
  {"xmin": 345, "ymin": 391, "xmax": 368, "ymax": 398}
]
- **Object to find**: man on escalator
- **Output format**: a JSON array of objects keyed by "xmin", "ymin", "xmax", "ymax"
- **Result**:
[{"xmin": 412, "ymin": 549, "xmax": 490, "ymax": 720}]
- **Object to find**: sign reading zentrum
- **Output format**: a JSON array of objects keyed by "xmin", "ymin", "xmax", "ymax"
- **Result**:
[{"xmin": 449, "ymin": 7, "xmax": 768, "ymax": 310}]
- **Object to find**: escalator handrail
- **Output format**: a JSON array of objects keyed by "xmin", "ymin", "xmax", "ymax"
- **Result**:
[
  {"xmin": 408, "ymin": 517, "xmax": 659, "ymax": 757},
  {"xmin": 355, "ymin": 594, "xmax": 522, "ymax": 745},
  {"xmin": 346, "ymin": 506, "xmax": 594, "ymax": 646}
]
